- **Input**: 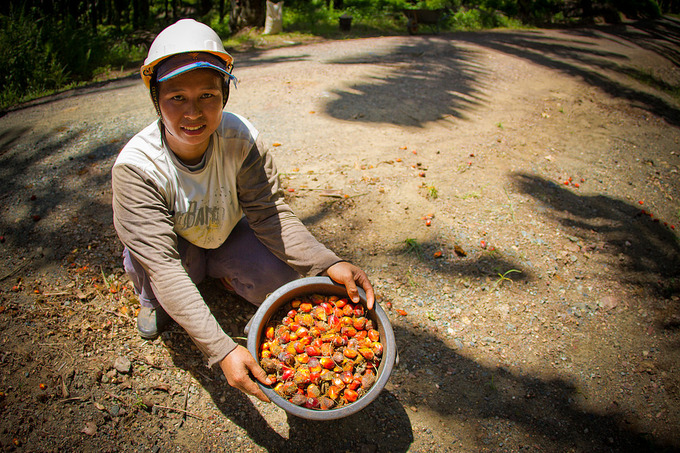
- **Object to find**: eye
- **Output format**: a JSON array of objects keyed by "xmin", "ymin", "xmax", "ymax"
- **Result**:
[
  {"xmin": 171, "ymin": 95, "xmax": 184, "ymax": 102},
  {"xmin": 201, "ymin": 92, "xmax": 216, "ymax": 99}
]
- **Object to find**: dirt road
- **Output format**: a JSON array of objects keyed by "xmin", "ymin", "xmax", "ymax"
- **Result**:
[{"xmin": 0, "ymin": 18, "xmax": 679, "ymax": 452}]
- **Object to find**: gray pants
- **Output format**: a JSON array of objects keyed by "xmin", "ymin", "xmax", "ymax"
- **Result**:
[{"xmin": 123, "ymin": 217, "xmax": 300, "ymax": 308}]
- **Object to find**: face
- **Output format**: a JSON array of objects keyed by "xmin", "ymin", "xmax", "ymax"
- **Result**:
[{"xmin": 157, "ymin": 69, "xmax": 224, "ymax": 165}]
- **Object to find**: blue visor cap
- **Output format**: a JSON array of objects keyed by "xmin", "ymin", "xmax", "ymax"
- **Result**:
[{"xmin": 156, "ymin": 52, "xmax": 236, "ymax": 83}]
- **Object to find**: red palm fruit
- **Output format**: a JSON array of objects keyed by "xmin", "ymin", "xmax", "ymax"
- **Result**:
[
  {"xmin": 310, "ymin": 371, "xmax": 321, "ymax": 385},
  {"xmin": 295, "ymin": 327, "xmax": 309, "ymax": 338},
  {"xmin": 319, "ymin": 396, "xmax": 336, "ymax": 410},
  {"xmin": 361, "ymin": 370, "xmax": 376, "ymax": 389},
  {"xmin": 340, "ymin": 316, "xmax": 354, "ymax": 326},
  {"xmin": 359, "ymin": 348, "xmax": 375, "ymax": 361},
  {"xmin": 355, "ymin": 330, "xmax": 368, "ymax": 341},
  {"xmin": 312, "ymin": 306, "xmax": 327, "ymax": 322},
  {"xmin": 281, "ymin": 366, "xmax": 295, "ymax": 381},
  {"xmin": 327, "ymin": 385, "xmax": 342, "ymax": 400},
  {"xmin": 311, "ymin": 337, "xmax": 323, "ymax": 348},
  {"xmin": 332, "ymin": 351, "xmax": 345, "ymax": 364},
  {"xmin": 341, "ymin": 326, "xmax": 357, "ymax": 338},
  {"xmin": 282, "ymin": 316, "xmax": 293, "ymax": 326},
  {"xmin": 335, "ymin": 298, "xmax": 348, "ymax": 309},
  {"xmin": 348, "ymin": 378, "xmax": 361, "ymax": 391},
  {"xmin": 278, "ymin": 331, "xmax": 291, "ymax": 344},
  {"xmin": 342, "ymin": 304, "xmax": 354, "ymax": 317},
  {"xmin": 320, "ymin": 342, "xmax": 334, "ymax": 357},
  {"xmin": 288, "ymin": 332, "xmax": 298, "ymax": 342},
  {"xmin": 364, "ymin": 319, "xmax": 374, "ymax": 331},
  {"xmin": 344, "ymin": 389, "xmax": 358, "ymax": 402},
  {"xmin": 285, "ymin": 343, "xmax": 297, "ymax": 355},
  {"xmin": 289, "ymin": 393, "xmax": 307, "ymax": 406},
  {"xmin": 269, "ymin": 343, "xmax": 282, "ymax": 356},
  {"xmin": 306, "ymin": 383, "xmax": 321, "ymax": 398},
  {"xmin": 372, "ymin": 342, "xmax": 383, "ymax": 356},
  {"xmin": 304, "ymin": 397, "xmax": 320, "ymax": 409},
  {"xmin": 342, "ymin": 360, "xmax": 354, "ymax": 373},
  {"xmin": 292, "ymin": 341, "xmax": 304, "ymax": 354},
  {"xmin": 287, "ymin": 309, "xmax": 298, "ymax": 319},
  {"xmin": 332, "ymin": 376, "xmax": 345, "ymax": 388},
  {"xmin": 321, "ymin": 370, "xmax": 335, "ymax": 381},
  {"xmin": 320, "ymin": 333, "xmax": 335, "ymax": 343},
  {"xmin": 261, "ymin": 350, "xmax": 272, "ymax": 359},
  {"xmin": 333, "ymin": 335, "xmax": 347, "ymax": 348},
  {"xmin": 283, "ymin": 381, "xmax": 298, "ymax": 396},
  {"xmin": 265, "ymin": 326, "xmax": 275, "ymax": 340},
  {"xmin": 353, "ymin": 317, "xmax": 366, "ymax": 331},
  {"xmin": 278, "ymin": 351, "xmax": 295, "ymax": 366},
  {"xmin": 294, "ymin": 367, "xmax": 311, "ymax": 386},
  {"xmin": 308, "ymin": 357, "xmax": 321, "ymax": 371},
  {"xmin": 334, "ymin": 307, "xmax": 344, "ymax": 318},
  {"xmin": 340, "ymin": 370, "xmax": 354, "ymax": 384},
  {"xmin": 368, "ymin": 329, "xmax": 380, "ymax": 342},
  {"xmin": 296, "ymin": 353, "xmax": 310, "ymax": 365},
  {"xmin": 354, "ymin": 305, "xmax": 365, "ymax": 317},
  {"xmin": 299, "ymin": 335, "xmax": 312, "ymax": 346},
  {"xmin": 305, "ymin": 345, "xmax": 321, "ymax": 356},
  {"xmin": 320, "ymin": 302, "xmax": 333, "ymax": 315},
  {"xmin": 274, "ymin": 382, "xmax": 285, "ymax": 395},
  {"xmin": 291, "ymin": 299, "xmax": 302, "ymax": 309},
  {"xmin": 300, "ymin": 302, "xmax": 313, "ymax": 313},
  {"xmin": 328, "ymin": 314, "xmax": 341, "ymax": 329},
  {"xmin": 320, "ymin": 357, "xmax": 335, "ymax": 370},
  {"xmin": 343, "ymin": 348, "xmax": 358, "ymax": 359},
  {"xmin": 299, "ymin": 313, "xmax": 314, "ymax": 327}
]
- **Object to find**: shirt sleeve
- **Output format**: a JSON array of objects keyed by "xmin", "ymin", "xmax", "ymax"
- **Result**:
[
  {"xmin": 112, "ymin": 163, "xmax": 237, "ymax": 368},
  {"xmin": 237, "ymin": 139, "xmax": 342, "ymax": 276}
]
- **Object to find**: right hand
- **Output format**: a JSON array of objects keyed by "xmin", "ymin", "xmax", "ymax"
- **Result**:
[{"xmin": 219, "ymin": 345, "xmax": 272, "ymax": 402}]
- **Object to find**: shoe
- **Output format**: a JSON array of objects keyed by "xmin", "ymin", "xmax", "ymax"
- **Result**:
[{"xmin": 137, "ymin": 305, "xmax": 172, "ymax": 340}]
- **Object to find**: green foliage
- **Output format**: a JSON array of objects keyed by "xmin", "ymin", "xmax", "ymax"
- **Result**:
[
  {"xmin": 0, "ymin": 0, "xmax": 670, "ymax": 109},
  {"xmin": 0, "ymin": 11, "xmax": 145, "ymax": 110}
]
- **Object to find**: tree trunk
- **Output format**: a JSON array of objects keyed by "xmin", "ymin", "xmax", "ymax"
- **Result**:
[{"xmin": 229, "ymin": 0, "xmax": 266, "ymax": 32}]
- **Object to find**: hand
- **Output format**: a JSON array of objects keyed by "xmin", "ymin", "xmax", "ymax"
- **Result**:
[
  {"xmin": 325, "ymin": 261, "xmax": 375, "ymax": 310},
  {"xmin": 219, "ymin": 345, "xmax": 272, "ymax": 402}
]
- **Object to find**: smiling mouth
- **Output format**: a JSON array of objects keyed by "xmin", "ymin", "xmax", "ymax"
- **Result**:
[{"xmin": 182, "ymin": 124, "xmax": 205, "ymax": 132}]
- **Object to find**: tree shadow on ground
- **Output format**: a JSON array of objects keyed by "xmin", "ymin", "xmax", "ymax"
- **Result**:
[
  {"xmin": 453, "ymin": 20, "xmax": 680, "ymax": 127},
  {"xmin": 318, "ymin": 18, "xmax": 680, "ymax": 129},
  {"xmin": 511, "ymin": 172, "xmax": 680, "ymax": 297},
  {"xmin": 324, "ymin": 37, "xmax": 488, "ymax": 127}
]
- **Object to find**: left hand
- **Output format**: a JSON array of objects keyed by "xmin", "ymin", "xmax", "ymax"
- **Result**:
[{"xmin": 325, "ymin": 261, "xmax": 375, "ymax": 310}]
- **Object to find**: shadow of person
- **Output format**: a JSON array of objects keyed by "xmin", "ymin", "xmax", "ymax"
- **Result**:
[
  {"xmin": 284, "ymin": 390, "xmax": 413, "ymax": 453},
  {"xmin": 159, "ymin": 280, "xmax": 288, "ymax": 451},
  {"xmin": 159, "ymin": 279, "xmax": 413, "ymax": 452}
]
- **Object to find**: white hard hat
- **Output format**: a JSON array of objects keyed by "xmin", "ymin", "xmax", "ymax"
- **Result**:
[{"xmin": 140, "ymin": 19, "xmax": 234, "ymax": 88}]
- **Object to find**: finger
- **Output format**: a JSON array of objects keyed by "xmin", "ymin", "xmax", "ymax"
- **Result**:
[
  {"xmin": 364, "ymin": 284, "xmax": 375, "ymax": 310},
  {"xmin": 344, "ymin": 278, "xmax": 360, "ymax": 303},
  {"xmin": 250, "ymin": 361, "xmax": 273, "ymax": 386},
  {"xmin": 240, "ymin": 377, "xmax": 271, "ymax": 403}
]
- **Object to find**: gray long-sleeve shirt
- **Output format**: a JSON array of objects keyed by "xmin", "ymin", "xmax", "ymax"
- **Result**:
[{"xmin": 112, "ymin": 113, "xmax": 340, "ymax": 367}]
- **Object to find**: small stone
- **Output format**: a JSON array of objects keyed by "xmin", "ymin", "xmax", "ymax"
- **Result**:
[{"xmin": 113, "ymin": 356, "xmax": 132, "ymax": 374}]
